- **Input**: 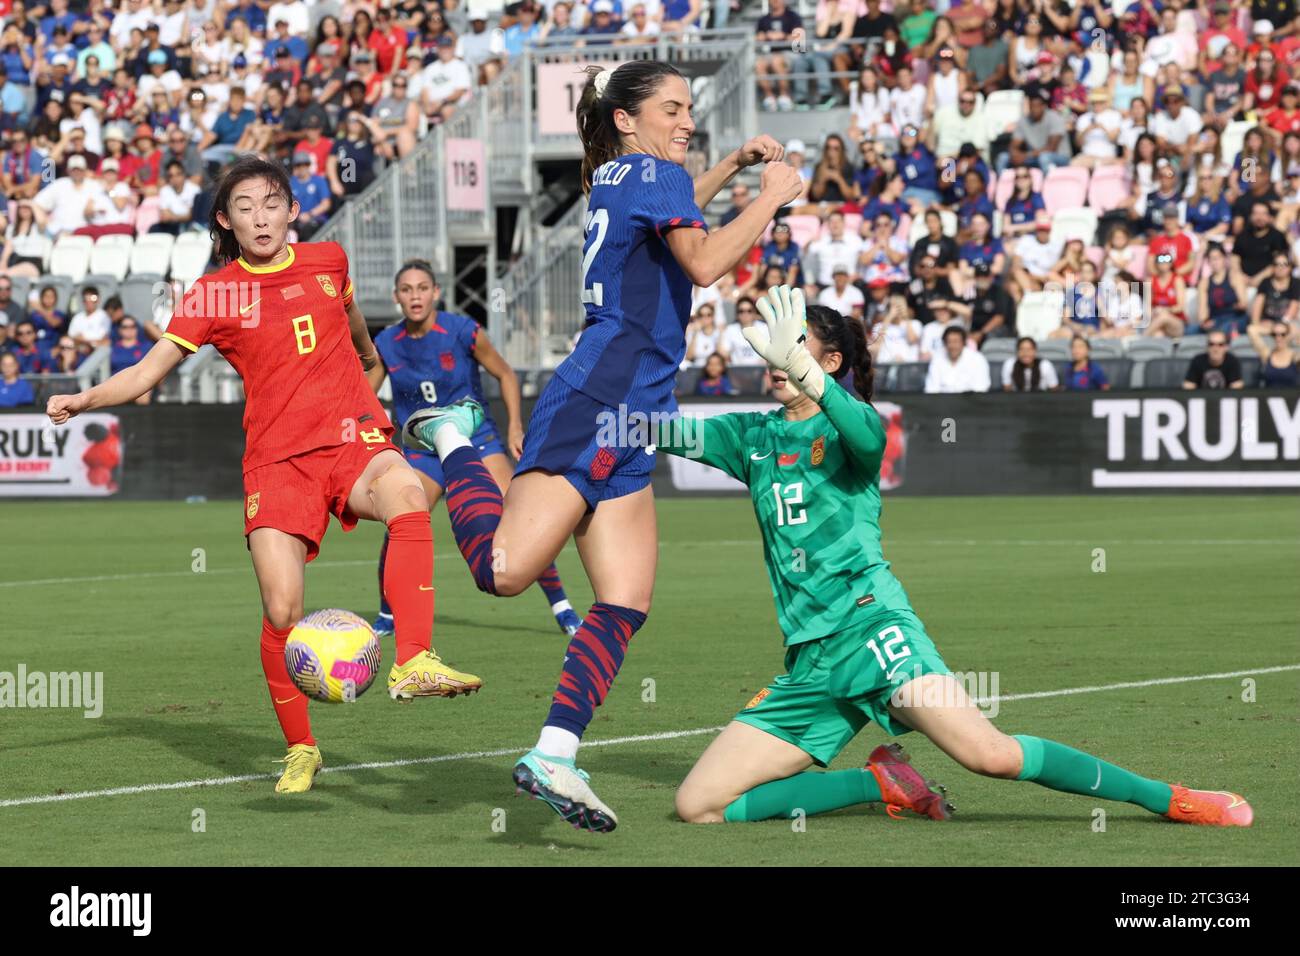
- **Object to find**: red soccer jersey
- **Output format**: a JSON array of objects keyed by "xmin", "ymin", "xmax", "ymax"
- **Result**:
[{"xmin": 163, "ymin": 242, "xmax": 390, "ymax": 471}]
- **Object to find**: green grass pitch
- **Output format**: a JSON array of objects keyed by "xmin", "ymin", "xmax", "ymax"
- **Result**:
[{"xmin": 1, "ymin": 496, "xmax": 1296, "ymax": 866}]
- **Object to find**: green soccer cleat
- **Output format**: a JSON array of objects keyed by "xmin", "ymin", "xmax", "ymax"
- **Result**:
[
  {"xmin": 512, "ymin": 749, "xmax": 618, "ymax": 833},
  {"xmin": 401, "ymin": 399, "xmax": 485, "ymax": 454}
]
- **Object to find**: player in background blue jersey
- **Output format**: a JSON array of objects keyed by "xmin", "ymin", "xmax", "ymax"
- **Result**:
[
  {"xmin": 403, "ymin": 61, "xmax": 803, "ymax": 831},
  {"xmin": 367, "ymin": 260, "xmax": 583, "ymax": 639}
]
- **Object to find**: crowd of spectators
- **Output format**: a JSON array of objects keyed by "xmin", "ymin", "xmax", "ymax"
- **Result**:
[{"xmin": 687, "ymin": 0, "xmax": 1300, "ymax": 394}]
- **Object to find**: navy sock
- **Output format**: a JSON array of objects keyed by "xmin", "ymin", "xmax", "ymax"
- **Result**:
[
  {"xmin": 441, "ymin": 445, "xmax": 502, "ymax": 594},
  {"xmin": 535, "ymin": 564, "xmax": 569, "ymax": 608},
  {"xmin": 376, "ymin": 532, "xmax": 392, "ymax": 618},
  {"xmin": 546, "ymin": 602, "xmax": 646, "ymax": 737}
]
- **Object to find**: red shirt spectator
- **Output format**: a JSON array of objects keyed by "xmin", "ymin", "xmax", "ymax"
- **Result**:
[
  {"xmin": 131, "ymin": 125, "xmax": 163, "ymax": 191},
  {"xmin": 1267, "ymin": 85, "xmax": 1300, "ymax": 134},
  {"xmin": 1149, "ymin": 229, "xmax": 1195, "ymax": 275},
  {"xmin": 294, "ymin": 125, "xmax": 334, "ymax": 178},
  {"xmin": 368, "ymin": 17, "xmax": 407, "ymax": 75},
  {"xmin": 1246, "ymin": 64, "xmax": 1290, "ymax": 113}
]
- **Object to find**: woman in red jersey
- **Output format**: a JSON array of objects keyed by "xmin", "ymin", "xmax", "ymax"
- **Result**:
[{"xmin": 46, "ymin": 156, "xmax": 481, "ymax": 795}]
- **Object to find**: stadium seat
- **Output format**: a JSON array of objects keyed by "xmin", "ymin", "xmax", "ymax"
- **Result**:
[
  {"xmin": 1174, "ymin": 334, "xmax": 1208, "ymax": 355},
  {"xmin": 90, "ymin": 234, "xmax": 133, "ymax": 281},
  {"xmin": 1125, "ymin": 337, "xmax": 1174, "ymax": 360},
  {"xmin": 889, "ymin": 362, "xmax": 929, "ymax": 393},
  {"xmin": 993, "ymin": 167, "xmax": 1043, "ymax": 210},
  {"xmin": 841, "ymin": 213, "xmax": 863, "ymax": 238},
  {"xmin": 893, "ymin": 213, "xmax": 912, "ymax": 242},
  {"xmin": 1086, "ymin": 164, "xmax": 1130, "ymax": 214},
  {"xmin": 674, "ymin": 366, "xmax": 702, "ymax": 396},
  {"xmin": 909, "ymin": 209, "xmax": 957, "ymax": 244},
  {"xmin": 36, "ymin": 275, "xmax": 75, "ymax": 313},
  {"xmin": 11, "ymin": 275, "xmax": 33, "ymax": 309},
  {"xmin": 1049, "ymin": 208, "xmax": 1099, "ymax": 246},
  {"xmin": 1042, "ymin": 167, "xmax": 1090, "ymax": 216},
  {"xmin": 980, "ymin": 338, "xmax": 1017, "ymax": 362},
  {"xmin": 1126, "ymin": 243, "xmax": 1148, "ymax": 280},
  {"xmin": 1085, "ymin": 245, "xmax": 1105, "ymax": 271},
  {"xmin": 783, "ymin": 214, "xmax": 822, "ymax": 249},
  {"xmin": 1239, "ymin": 357, "xmax": 1261, "ymax": 386},
  {"xmin": 1134, "ymin": 357, "xmax": 1187, "ymax": 389},
  {"xmin": 1230, "ymin": 337, "xmax": 1260, "ymax": 358},
  {"xmin": 170, "ymin": 232, "xmax": 214, "ymax": 286},
  {"xmin": 983, "ymin": 89, "xmax": 1025, "ymax": 142},
  {"xmin": 1037, "ymin": 338, "xmax": 1072, "ymax": 361},
  {"xmin": 1016, "ymin": 290, "xmax": 1065, "ymax": 341},
  {"xmin": 728, "ymin": 366, "xmax": 767, "ymax": 395},
  {"xmin": 129, "ymin": 232, "xmax": 175, "ymax": 278},
  {"xmin": 1095, "ymin": 357, "xmax": 1134, "ymax": 389},
  {"xmin": 120, "ymin": 276, "xmax": 162, "ymax": 323},
  {"xmin": 1086, "ymin": 338, "xmax": 1124, "ymax": 359},
  {"xmin": 48, "ymin": 235, "xmax": 94, "ymax": 282}
]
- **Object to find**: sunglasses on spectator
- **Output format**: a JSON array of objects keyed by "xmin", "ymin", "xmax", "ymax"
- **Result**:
[
  {"xmin": 1273, "ymin": 331, "xmax": 1289, "ymax": 338},
  {"xmin": 1209, "ymin": 340, "xmax": 1228, "ymax": 347},
  {"xmin": 58, "ymin": 344, "xmax": 76, "ymax": 350}
]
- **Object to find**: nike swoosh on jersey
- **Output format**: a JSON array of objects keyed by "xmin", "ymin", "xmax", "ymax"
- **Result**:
[
  {"xmin": 750, "ymin": 451, "xmax": 773, "ymax": 461},
  {"xmin": 418, "ymin": 584, "xmax": 434, "ymax": 591},
  {"xmin": 274, "ymin": 695, "xmax": 300, "ymax": 705},
  {"xmin": 239, "ymin": 298, "xmax": 261, "ymax": 314},
  {"xmin": 387, "ymin": 364, "xmax": 403, "ymax": 372}
]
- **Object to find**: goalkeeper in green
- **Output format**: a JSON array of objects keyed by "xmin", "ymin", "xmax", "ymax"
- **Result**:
[{"xmin": 660, "ymin": 286, "xmax": 1253, "ymax": 828}]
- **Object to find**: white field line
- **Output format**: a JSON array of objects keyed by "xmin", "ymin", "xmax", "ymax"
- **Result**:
[
  {"xmin": 1, "ymin": 664, "xmax": 1297, "ymax": 810},
  {"xmin": 2, "ymin": 538, "xmax": 1296, "ymax": 589}
]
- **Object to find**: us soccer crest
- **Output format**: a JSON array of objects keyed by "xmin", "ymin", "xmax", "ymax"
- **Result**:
[
  {"xmin": 246, "ymin": 492, "xmax": 260, "ymax": 519},
  {"xmin": 811, "ymin": 435, "xmax": 826, "ymax": 467},
  {"xmin": 316, "ymin": 274, "xmax": 337, "ymax": 298}
]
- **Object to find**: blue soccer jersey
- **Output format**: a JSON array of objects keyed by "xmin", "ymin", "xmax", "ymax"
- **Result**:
[
  {"xmin": 374, "ymin": 311, "xmax": 489, "ymax": 431},
  {"xmin": 556, "ymin": 153, "xmax": 707, "ymax": 414}
]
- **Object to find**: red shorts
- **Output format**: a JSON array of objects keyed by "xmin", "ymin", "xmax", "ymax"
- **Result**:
[{"xmin": 242, "ymin": 429, "xmax": 399, "ymax": 562}]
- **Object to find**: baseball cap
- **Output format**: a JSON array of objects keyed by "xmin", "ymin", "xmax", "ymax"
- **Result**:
[
  {"xmin": 67, "ymin": 155, "xmax": 87, "ymax": 170},
  {"xmin": 958, "ymin": 142, "xmax": 978, "ymax": 159},
  {"xmin": 785, "ymin": 138, "xmax": 806, "ymax": 155},
  {"xmin": 147, "ymin": 50, "xmax": 167, "ymax": 66},
  {"xmin": 135, "ymin": 124, "xmax": 156, "ymax": 141},
  {"xmin": 232, "ymin": 53, "xmax": 248, "ymax": 69},
  {"xmin": 592, "ymin": 0, "xmax": 614, "ymax": 11},
  {"xmin": 1284, "ymin": 84, "xmax": 1300, "ymax": 96},
  {"xmin": 292, "ymin": 151, "xmax": 312, "ymax": 165},
  {"xmin": 104, "ymin": 126, "xmax": 127, "ymax": 143},
  {"xmin": 832, "ymin": 263, "xmax": 850, "ymax": 275},
  {"xmin": 51, "ymin": 53, "xmax": 71, "ymax": 67},
  {"xmin": 436, "ymin": 34, "xmax": 456, "ymax": 47},
  {"xmin": 304, "ymin": 114, "xmax": 324, "ymax": 127},
  {"xmin": 354, "ymin": 50, "xmax": 373, "ymax": 62},
  {"xmin": 276, "ymin": 46, "xmax": 292, "ymax": 57},
  {"xmin": 1254, "ymin": 19, "xmax": 1275, "ymax": 35},
  {"xmin": 1034, "ymin": 211, "xmax": 1052, "ymax": 229},
  {"xmin": 1036, "ymin": 51, "xmax": 1056, "ymax": 66},
  {"xmin": 101, "ymin": 158, "xmax": 119, "ymax": 173},
  {"xmin": 867, "ymin": 277, "xmax": 890, "ymax": 289}
]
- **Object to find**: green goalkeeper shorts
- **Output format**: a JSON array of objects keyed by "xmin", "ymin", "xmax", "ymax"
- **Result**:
[{"xmin": 734, "ymin": 607, "xmax": 950, "ymax": 767}]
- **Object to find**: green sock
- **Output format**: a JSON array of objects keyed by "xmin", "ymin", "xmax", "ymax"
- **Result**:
[
  {"xmin": 723, "ymin": 769, "xmax": 882, "ymax": 823},
  {"xmin": 1014, "ymin": 735, "xmax": 1173, "ymax": 814}
]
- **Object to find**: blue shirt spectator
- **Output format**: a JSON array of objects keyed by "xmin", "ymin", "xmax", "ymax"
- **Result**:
[
  {"xmin": 290, "ymin": 170, "xmax": 331, "ymax": 213},
  {"xmin": 1187, "ymin": 195, "xmax": 1232, "ymax": 234},
  {"xmin": 226, "ymin": 2, "xmax": 268, "ymax": 35},
  {"xmin": 1003, "ymin": 191, "xmax": 1046, "ymax": 231},
  {"xmin": 1066, "ymin": 360, "xmax": 1109, "ymax": 390},
  {"xmin": 0, "ymin": 358, "xmax": 34, "ymax": 407},
  {"xmin": 265, "ymin": 35, "xmax": 309, "ymax": 64},
  {"xmin": 960, "ymin": 237, "xmax": 1004, "ymax": 270},
  {"xmin": 211, "ymin": 104, "xmax": 256, "ymax": 145}
]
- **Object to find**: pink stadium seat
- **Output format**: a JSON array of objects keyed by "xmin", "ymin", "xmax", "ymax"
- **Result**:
[
  {"xmin": 1086, "ymin": 165, "xmax": 1131, "ymax": 214},
  {"xmin": 1128, "ymin": 243, "xmax": 1148, "ymax": 281},
  {"xmin": 134, "ymin": 198, "xmax": 161, "ymax": 236},
  {"xmin": 1086, "ymin": 245, "xmax": 1104, "ymax": 271},
  {"xmin": 783, "ymin": 214, "xmax": 822, "ymax": 249},
  {"xmin": 842, "ymin": 212, "xmax": 864, "ymax": 237},
  {"xmin": 1042, "ymin": 167, "xmax": 1091, "ymax": 216},
  {"xmin": 993, "ymin": 167, "xmax": 1044, "ymax": 211},
  {"xmin": 894, "ymin": 213, "xmax": 912, "ymax": 242}
]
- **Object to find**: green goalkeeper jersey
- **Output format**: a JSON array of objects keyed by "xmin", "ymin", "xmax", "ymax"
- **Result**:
[{"xmin": 660, "ymin": 378, "xmax": 910, "ymax": 647}]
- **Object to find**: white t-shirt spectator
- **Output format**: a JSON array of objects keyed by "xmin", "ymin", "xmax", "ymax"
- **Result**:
[
  {"xmin": 69, "ymin": 308, "xmax": 111, "ymax": 344},
  {"xmin": 1151, "ymin": 107, "xmax": 1203, "ymax": 149},
  {"xmin": 621, "ymin": 19, "xmax": 661, "ymax": 38},
  {"xmin": 924, "ymin": 347, "xmax": 991, "ymax": 393},
  {"xmin": 138, "ymin": 70, "xmax": 185, "ymax": 103},
  {"xmin": 877, "ymin": 318, "xmax": 923, "ymax": 363},
  {"xmin": 817, "ymin": 282, "xmax": 865, "ymax": 316},
  {"xmin": 34, "ymin": 177, "xmax": 105, "ymax": 235},
  {"xmin": 267, "ymin": 1, "xmax": 311, "ymax": 36},
  {"xmin": 1015, "ymin": 234, "xmax": 1063, "ymax": 277},
  {"xmin": 111, "ymin": 11, "xmax": 158, "ymax": 48},
  {"xmin": 719, "ymin": 320, "xmax": 767, "ymax": 365},
  {"xmin": 889, "ymin": 84, "xmax": 927, "ymax": 133},
  {"xmin": 158, "ymin": 9, "xmax": 188, "ymax": 46},
  {"xmin": 87, "ymin": 181, "xmax": 135, "ymax": 225},
  {"xmin": 807, "ymin": 233, "xmax": 864, "ymax": 286},
  {"xmin": 918, "ymin": 319, "xmax": 956, "ymax": 362},
  {"xmin": 688, "ymin": 323, "xmax": 724, "ymax": 365},
  {"xmin": 159, "ymin": 180, "xmax": 201, "ymax": 222},
  {"xmin": 1001, "ymin": 357, "xmax": 1060, "ymax": 390},
  {"xmin": 854, "ymin": 88, "xmax": 893, "ymax": 141},
  {"xmin": 414, "ymin": 58, "xmax": 473, "ymax": 104},
  {"xmin": 1075, "ymin": 108, "xmax": 1122, "ymax": 159},
  {"xmin": 62, "ymin": 109, "xmax": 103, "ymax": 155},
  {"xmin": 457, "ymin": 29, "xmax": 506, "ymax": 68}
]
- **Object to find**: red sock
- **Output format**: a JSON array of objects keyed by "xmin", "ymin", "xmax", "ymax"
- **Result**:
[
  {"xmin": 385, "ymin": 510, "xmax": 434, "ymax": 665},
  {"xmin": 260, "ymin": 618, "xmax": 314, "ymax": 747}
]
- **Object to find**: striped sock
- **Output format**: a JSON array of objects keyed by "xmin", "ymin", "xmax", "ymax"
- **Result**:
[
  {"xmin": 441, "ymin": 445, "xmax": 502, "ymax": 594},
  {"xmin": 535, "ymin": 563, "xmax": 569, "ymax": 610},
  {"xmin": 545, "ymin": 602, "xmax": 646, "ymax": 738}
]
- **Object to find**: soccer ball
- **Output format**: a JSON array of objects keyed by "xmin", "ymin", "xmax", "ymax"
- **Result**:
[{"xmin": 285, "ymin": 609, "xmax": 382, "ymax": 703}]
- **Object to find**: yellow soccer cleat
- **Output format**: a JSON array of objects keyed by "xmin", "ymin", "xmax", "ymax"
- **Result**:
[
  {"xmin": 274, "ymin": 744, "xmax": 322, "ymax": 794},
  {"xmin": 388, "ymin": 650, "xmax": 483, "ymax": 701}
]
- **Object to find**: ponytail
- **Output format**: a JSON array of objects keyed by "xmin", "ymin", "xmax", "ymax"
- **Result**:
[{"xmin": 805, "ymin": 303, "xmax": 874, "ymax": 403}]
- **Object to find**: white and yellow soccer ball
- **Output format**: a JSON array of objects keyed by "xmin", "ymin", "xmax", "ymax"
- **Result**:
[{"xmin": 285, "ymin": 609, "xmax": 382, "ymax": 703}]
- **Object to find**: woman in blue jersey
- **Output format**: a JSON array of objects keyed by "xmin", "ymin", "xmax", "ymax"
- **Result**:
[
  {"xmin": 367, "ymin": 259, "xmax": 583, "ymax": 638},
  {"xmin": 663, "ymin": 286, "xmax": 1252, "ymax": 830},
  {"xmin": 402, "ymin": 60, "xmax": 802, "ymax": 832}
]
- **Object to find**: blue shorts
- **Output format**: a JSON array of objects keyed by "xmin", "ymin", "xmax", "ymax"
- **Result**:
[
  {"xmin": 406, "ymin": 419, "xmax": 506, "ymax": 489},
  {"xmin": 515, "ymin": 376, "xmax": 655, "ymax": 509}
]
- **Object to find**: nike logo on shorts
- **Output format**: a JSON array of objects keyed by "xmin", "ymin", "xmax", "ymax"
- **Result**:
[{"xmin": 750, "ymin": 451, "xmax": 772, "ymax": 461}]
